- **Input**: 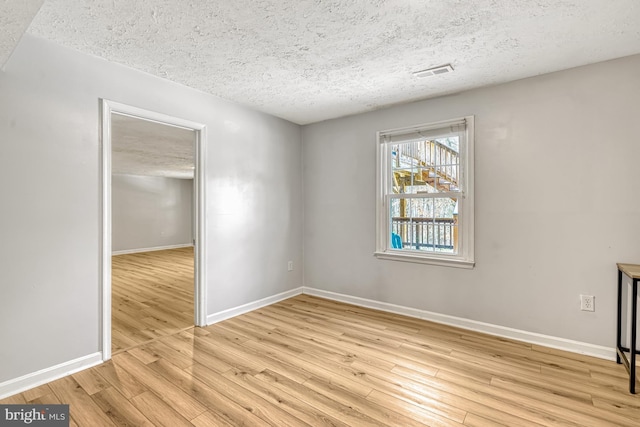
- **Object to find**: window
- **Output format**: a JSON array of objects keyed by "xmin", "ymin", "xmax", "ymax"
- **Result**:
[{"xmin": 375, "ymin": 116, "xmax": 474, "ymax": 268}]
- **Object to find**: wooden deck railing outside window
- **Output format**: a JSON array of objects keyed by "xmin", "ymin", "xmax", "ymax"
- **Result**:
[{"xmin": 391, "ymin": 217, "xmax": 457, "ymax": 252}]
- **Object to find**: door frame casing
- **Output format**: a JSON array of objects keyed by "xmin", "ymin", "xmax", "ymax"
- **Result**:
[{"xmin": 100, "ymin": 99, "xmax": 207, "ymax": 361}]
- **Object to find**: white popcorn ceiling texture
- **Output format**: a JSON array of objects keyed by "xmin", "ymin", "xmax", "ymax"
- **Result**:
[
  {"xmin": 111, "ymin": 114, "xmax": 194, "ymax": 179},
  {"xmin": 0, "ymin": 0, "xmax": 44, "ymax": 68},
  {"xmin": 21, "ymin": 0, "xmax": 640, "ymax": 125}
]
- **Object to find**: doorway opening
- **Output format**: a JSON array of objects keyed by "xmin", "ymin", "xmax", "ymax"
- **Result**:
[{"xmin": 100, "ymin": 100, "xmax": 207, "ymax": 361}]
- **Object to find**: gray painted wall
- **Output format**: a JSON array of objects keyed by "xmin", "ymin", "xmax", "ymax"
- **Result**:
[
  {"xmin": 112, "ymin": 175, "xmax": 193, "ymax": 253},
  {"xmin": 303, "ymin": 54, "xmax": 640, "ymax": 349},
  {"xmin": 0, "ymin": 34, "xmax": 303, "ymax": 383}
]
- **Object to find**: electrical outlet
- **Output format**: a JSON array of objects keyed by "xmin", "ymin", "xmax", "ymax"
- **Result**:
[
  {"xmin": 287, "ymin": 261, "xmax": 293, "ymax": 272},
  {"xmin": 580, "ymin": 295, "xmax": 595, "ymax": 312}
]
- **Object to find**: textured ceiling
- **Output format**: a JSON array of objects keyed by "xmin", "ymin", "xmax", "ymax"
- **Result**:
[
  {"xmin": 112, "ymin": 114, "xmax": 194, "ymax": 179},
  {"xmin": 21, "ymin": 0, "xmax": 640, "ymax": 124},
  {"xmin": 4, "ymin": 1, "xmax": 640, "ymax": 177},
  {"xmin": 0, "ymin": 0, "xmax": 44, "ymax": 69}
]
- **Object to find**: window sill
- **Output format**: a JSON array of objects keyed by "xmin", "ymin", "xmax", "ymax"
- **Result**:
[{"xmin": 373, "ymin": 251, "xmax": 475, "ymax": 269}]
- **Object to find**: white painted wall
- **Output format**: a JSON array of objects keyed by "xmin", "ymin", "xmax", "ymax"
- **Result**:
[
  {"xmin": 111, "ymin": 175, "xmax": 193, "ymax": 253},
  {"xmin": 0, "ymin": 34, "xmax": 303, "ymax": 385},
  {"xmin": 303, "ymin": 54, "xmax": 640, "ymax": 349}
]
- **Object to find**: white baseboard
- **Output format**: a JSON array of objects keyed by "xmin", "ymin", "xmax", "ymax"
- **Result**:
[
  {"xmin": 0, "ymin": 286, "xmax": 615, "ymax": 401},
  {"xmin": 302, "ymin": 287, "xmax": 615, "ymax": 361},
  {"xmin": 112, "ymin": 243, "xmax": 193, "ymax": 256},
  {"xmin": 206, "ymin": 287, "xmax": 304, "ymax": 325},
  {"xmin": 0, "ymin": 352, "xmax": 102, "ymax": 400}
]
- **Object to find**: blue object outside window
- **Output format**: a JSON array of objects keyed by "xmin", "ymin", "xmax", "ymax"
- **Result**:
[{"xmin": 391, "ymin": 233, "xmax": 403, "ymax": 249}]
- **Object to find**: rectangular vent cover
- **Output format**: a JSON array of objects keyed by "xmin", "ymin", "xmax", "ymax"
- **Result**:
[{"xmin": 413, "ymin": 64, "xmax": 454, "ymax": 78}]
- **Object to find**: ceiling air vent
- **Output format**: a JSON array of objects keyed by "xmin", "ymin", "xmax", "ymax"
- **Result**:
[{"xmin": 412, "ymin": 64, "xmax": 454, "ymax": 78}]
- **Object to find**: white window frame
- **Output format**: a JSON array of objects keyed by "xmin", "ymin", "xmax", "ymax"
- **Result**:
[{"xmin": 374, "ymin": 116, "xmax": 475, "ymax": 269}]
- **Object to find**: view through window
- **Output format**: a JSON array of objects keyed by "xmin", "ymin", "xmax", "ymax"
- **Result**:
[{"xmin": 376, "ymin": 117, "xmax": 474, "ymax": 268}]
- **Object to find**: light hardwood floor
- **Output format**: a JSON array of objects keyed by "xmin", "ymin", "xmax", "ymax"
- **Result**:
[
  {"xmin": 111, "ymin": 247, "xmax": 194, "ymax": 353},
  {"xmin": 3, "ymin": 294, "xmax": 639, "ymax": 426}
]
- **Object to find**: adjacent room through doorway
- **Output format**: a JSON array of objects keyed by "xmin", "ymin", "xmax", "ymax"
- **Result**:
[{"xmin": 108, "ymin": 109, "xmax": 200, "ymax": 355}]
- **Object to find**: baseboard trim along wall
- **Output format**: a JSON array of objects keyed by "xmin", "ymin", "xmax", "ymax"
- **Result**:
[
  {"xmin": 112, "ymin": 243, "xmax": 193, "ymax": 256},
  {"xmin": 206, "ymin": 287, "xmax": 304, "ymax": 325},
  {"xmin": 302, "ymin": 287, "xmax": 615, "ymax": 361},
  {"xmin": 1, "ymin": 285, "xmax": 615, "ymax": 400},
  {"xmin": 0, "ymin": 352, "xmax": 102, "ymax": 400}
]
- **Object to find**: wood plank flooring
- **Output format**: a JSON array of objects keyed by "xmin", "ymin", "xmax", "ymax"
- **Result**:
[
  {"xmin": 111, "ymin": 247, "xmax": 194, "ymax": 353},
  {"xmin": 3, "ymin": 294, "xmax": 639, "ymax": 426}
]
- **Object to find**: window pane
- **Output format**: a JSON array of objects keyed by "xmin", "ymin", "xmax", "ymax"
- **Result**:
[
  {"xmin": 391, "ymin": 138, "xmax": 460, "ymax": 195},
  {"xmin": 390, "ymin": 197, "xmax": 458, "ymax": 254},
  {"xmin": 378, "ymin": 116, "xmax": 473, "ymax": 266}
]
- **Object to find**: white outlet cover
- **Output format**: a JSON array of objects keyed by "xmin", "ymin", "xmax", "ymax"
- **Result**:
[{"xmin": 580, "ymin": 295, "xmax": 595, "ymax": 312}]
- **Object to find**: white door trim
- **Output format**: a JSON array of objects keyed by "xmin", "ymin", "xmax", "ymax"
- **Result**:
[{"xmin": 100, "ymin": 99, "xmax": 207, "ymax": 361}]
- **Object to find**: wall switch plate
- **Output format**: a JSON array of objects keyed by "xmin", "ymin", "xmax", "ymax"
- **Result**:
[
  {"xmin": 288, "ymin": 261, "xmax": 293, "ymax": 272},
  {"xmin": 580, "ymin": 295, "xmax": 595, "ymax": 312}
]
